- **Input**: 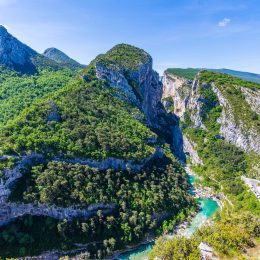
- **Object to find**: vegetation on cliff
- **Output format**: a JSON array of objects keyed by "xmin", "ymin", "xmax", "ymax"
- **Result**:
[
  {"xmin": 3, "ymin": 156, "xmax": 195, "ymax": 258},
  {"xmin": 150, "ymin": 210, "xmax": 260, "ymax": 259},
  {"xmin": 0, "ymin": 68, "xmax": 74, "ymax": 126},
  {"xmin": 166, "ymin": 68, "xmax": 199, "ymax": 80},
  {"xmin": 151, "ymin": 69, "xmax": 260, "ymax": 259}
]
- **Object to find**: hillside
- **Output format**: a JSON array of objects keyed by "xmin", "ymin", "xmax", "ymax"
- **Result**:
[
  {"xmin": 167, "ymin": 67, "xmax": 260, "ymax": 84},
  {"xmin": 0, "ymin": 27, "xmax": 259, "ymax": 259},
  {"xmin": 210, "ymin": 68, "xmax": 260, "ymax": 84},
  {"xmin": 0, "ymin": 25, "xmax": 63, "ymax": 74},
  {"xmin": 0, "ymin": 43, "xmax": 195, "ymax": 258},
  {"xmin": 43, "ymin": 47, "xmax": 84, "ymax": 70},
  {"xmin": 154, "ymin": 69, "xmax": 260, "ymax": 259},
  {"xmin": 0, "ymin": 27, "xmax": 84, "ymax": 126}
]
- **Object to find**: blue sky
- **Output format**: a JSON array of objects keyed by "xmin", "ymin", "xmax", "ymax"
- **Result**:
[{"xmin": 1, "ymin": 0, "xmax": 259, "ymax": 74}]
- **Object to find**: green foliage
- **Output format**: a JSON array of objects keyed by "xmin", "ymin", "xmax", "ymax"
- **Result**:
[
  {"xmin": 199, "ymin": 70, "xmax": 260, "ymax": 90},
  {"xmin": 10, "ymin": 157, "xmax": 194, "ymax": 212},
  {"xmin": 194, "ymin": 210, "xmax": 259, "ymax": 257},
  {"xmin": 166, "ymin": 68, "xmax": 199, "ymax": 80},
  {"xmin": 5, "ymin": 157, "xmax": 195, "ymax": 258},
  {"xmin": 151, "ymin": 210, "xmax": 260, "ymax": 259},
  {"xmin": 1, "ymin": 78, "xmax": 156, "ymax": 161},
  {"xmin": 0, "ymin": 69, "xmax": 74, "ymax": 126},
  {"xmin": 92, "ymin": 44, "xmax": 149, "ymax": 71},
  {"xmin": 149, "ymin": 236, "xmax": 201, "ymax": 260},
  {"xmin": 162, "ymin": 96, "xmax": 175, "ymax": 113}
]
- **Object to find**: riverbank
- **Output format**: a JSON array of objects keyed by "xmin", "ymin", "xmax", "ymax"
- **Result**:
[{"xmin": 186, "ymin": 166, "xmax": 225, "ymax": 209}]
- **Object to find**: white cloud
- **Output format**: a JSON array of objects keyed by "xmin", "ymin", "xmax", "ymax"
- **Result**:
[{"xmin": 218, "ymin": 18, "xmax": 231, "ymax": 27}]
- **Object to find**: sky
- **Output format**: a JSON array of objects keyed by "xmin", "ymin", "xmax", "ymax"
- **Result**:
[{"xmin": 1, "ymin": 0, "xmax": 259, "ymax": 74}]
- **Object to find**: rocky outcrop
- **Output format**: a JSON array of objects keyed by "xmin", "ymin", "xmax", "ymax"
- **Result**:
[
  {"xmin": 95, "ymin": 53, "xmax": 176, "ymax": 138},
  {"xmin": 0, "ymin": 153, "xmax": 45, "ymax": 203},
  {"xmin": 0, "ymin": 25, "xmax": 37, "ymax": 72},
  {"xmin": 212, "ymin": 85, "xmax": 260, "ymax": 155},
  {"xmin": 162, "ymin": 73, "xmax": 190, "ymax": 119},
  {"xmin": 0, "ymin": 148, "xmax": 163, "ymax": 203},
  {"xmin": 47, "ymin": 101, "xmax": 61, "ymax": 122},
  {"xmin": 95, "ymin": 62, "xmax": 139, "ymax": 105},
  {"xmin": 240, "ymin": 87, "xmax": 260, "ymax": 115},
  {"xmin": 54, "ymin": 147, "xmax": 164, "ymax": 171},
  {"xmin": 0, "ymin": 149, "xmax": 166, "ymax": 227},
  {"xmin": 199, "ymin": 242, "xmax": 218, "ymax": 260},
  {"xmin": 188, "ymin": 78, "xmax": 207, "ymax": 129},
  {"xmin": 0, "ymin": 202, "xmax": 117, "ymax": 227},
  {"xmin": 183, "ymin": 136, "xmax": 203, "ymax": 165},
  {"xmin": 0, "ymin": 25, "xmax": 61, "ymax": 73}
]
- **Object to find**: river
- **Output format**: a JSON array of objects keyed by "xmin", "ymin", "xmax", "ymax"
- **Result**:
[{"xmin": 116, "ymin": 173, "xmax": 219, "ymax": 260}]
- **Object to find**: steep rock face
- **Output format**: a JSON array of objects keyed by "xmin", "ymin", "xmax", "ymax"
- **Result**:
[
  {"xmin": 188, "ymin": 78, "xmax": 207, "ymax": 129},
  {"xmin": 0, "ymin": 25, "xmax": 37, "ymax": 72},
  {"xmin": 0, "ymin": 153, "xmax": 45, "ymax": 203},
  {"xmin": 0, "ymin": 202, "xmax": 117, "ymax": 227},
  {"xmin": 183, "ymin": 136, "xmax": 203, "ymax": 165},
  {"xmin": 94, "ymin": 44, "xmax": 176, "ymax": 138},
  {"xmin": 162, "ymin": 73, "xmax": 190, "ymax": 119},
  {"xmin": 213, "ymin": 85, "xmax": 260, "ymax": 155},
  {"xmin": 95, "ymin": 62, "xmax": 139, "ymax": 105},
  {"xmin": 240, "ymin": 87, "xmax": 260, "ymax": 115}
]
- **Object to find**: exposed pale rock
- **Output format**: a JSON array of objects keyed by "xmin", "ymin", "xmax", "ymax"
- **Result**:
[
  {"xmin": 240, "ymin": 86, "xmax": 260, "ymax": 115},
  {"xmin": 162, "ymin": 73, "xmax": 190, "ymax": 119},
  {"xmin": 95, "ymin": 54, "xmax": 177, "ymax": 147},
  {"xmin": 0, "ymin": 25, "xmax": 37, "ymax": 71},
  {"xmin": 199, "ymin": 242, "xmax": 217, "ymax": 260},
  {"xmin": 0, "ymin": 202, "xmax": 117, "ymax": 227},
  {"xmin": 0, "ymin": 153, "xmax": 45, "ymax": 203},
  {"xmin": 212, "ymin": 85, "xmax": 260, "ymax": 155},
  {"xmin": 54, "ymin": 147, "xmax": 164, "ymax": 171},
  {"xmin": 183, "ymin": 135, "xmax": 203, "ymax": 165},
  {"xmin": 95, "ymin": 62, "xmax": 139, "ymax": 105},
  {"xmin": 188, "ymin": 78, "xmax": 206, "ymax": 129}
]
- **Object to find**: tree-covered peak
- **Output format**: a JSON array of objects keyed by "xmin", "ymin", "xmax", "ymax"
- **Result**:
[
  {"xmin": 92, "ymin": 43, "xmax": 151, "ymax": 71},
  {"xmin": 43, "ymin": 47, "xmax": 84, "ymax": 70}
]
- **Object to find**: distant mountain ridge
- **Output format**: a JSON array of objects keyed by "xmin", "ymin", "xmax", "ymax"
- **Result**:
[
  {"xmin": 43, "ymin": 47, "xmax": 84, "ymax": 69},
  {"xmin": 208, "ymin": 68, "xmax": 260, "ymax": 84},
  {"xmin": 0, "ymin": 25, "xmax": 82, "ymax": 73},
  {"xmin": 166, "ymin": 67, "xmax": 260, "ymax": 84}
]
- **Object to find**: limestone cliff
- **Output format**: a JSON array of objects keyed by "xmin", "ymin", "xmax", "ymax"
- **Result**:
[
  {"xmin": 162, "ymin": 70, "xmax": 260, "ymax": 161},
  {"xmin": 93, "ymin": 44, "xmax": 177, "ymax": 140}
]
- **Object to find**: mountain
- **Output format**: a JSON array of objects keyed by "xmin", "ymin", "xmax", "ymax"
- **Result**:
[
  {"xmin": 0, "ymin": 26, "xmax": 82, "ymax": 126},
  {"xmin": 209, "ymin": 68, "xmax": 260, "ymax": 84},
  {"xmin": 167, "ymin": 67, "xmax": 260, "ymax": 84},
  {"xmin": 0, "ymin": 29, "xmax": 259, "ymax": 258},
  {"xmin": 0, "ymin": 25, "xmax": 61, "ymax": 73},
  {"xmin": 154, "ymin": 68, "xmax": 260, "ymax": 258},
  {"xmin": 43, "ymin": 47, "xmax": 84, "ymax": 69},
  {"xmin": 0, "ymin": 44, "xmax": 194, "ymax": 258}
]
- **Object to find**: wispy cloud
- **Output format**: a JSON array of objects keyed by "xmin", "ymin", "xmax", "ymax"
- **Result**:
[{"xmin": 218, "ymin": 18, "xmax": 231, "ymax": 27}]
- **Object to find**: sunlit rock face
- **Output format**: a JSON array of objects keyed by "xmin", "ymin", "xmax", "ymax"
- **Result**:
[
  {"xmin": 94, "ymin": 44, "xmax": 178, "ymax": 140},
  {"xmin": 0, "ymin": 25, "xmax": 37, "ymax": 73}
]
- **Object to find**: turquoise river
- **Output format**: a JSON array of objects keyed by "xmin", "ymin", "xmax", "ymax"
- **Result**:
[{"xmin": 117, "ymin": 174, "xmax": 219, "ymax": 260}]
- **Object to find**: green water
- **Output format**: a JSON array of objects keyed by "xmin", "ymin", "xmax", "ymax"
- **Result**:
[
  {"xmin": 117, "ymin": 243, "xmax": 154, "ymax": 260},
  {"xmin": 183, "ymin": 198, "xmax": 219, "ymax": 237},
  {"xmin": 117, "ymin": 175, "xmax": 219, "ymax": 260}
]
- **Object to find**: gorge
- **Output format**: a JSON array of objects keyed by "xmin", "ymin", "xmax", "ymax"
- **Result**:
[{"xmin": 0, "ymin": 26, "xmax": 259, "ymax": 259}]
